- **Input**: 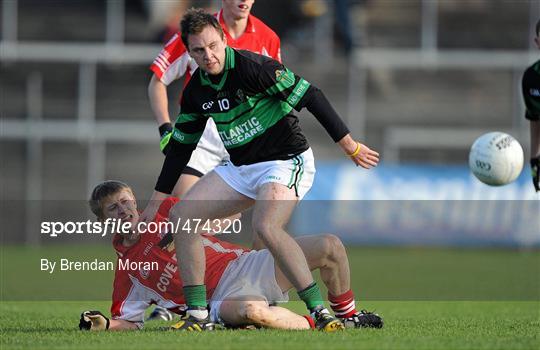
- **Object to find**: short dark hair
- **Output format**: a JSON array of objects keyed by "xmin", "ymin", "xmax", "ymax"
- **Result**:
[
  {"xmin": 536, "ymin": 18, "xmax": 540, "ymax": 37},
  {"xmin": 89, "ymin": 180, "xmax": 133, "ymax": 219},
  {"xmin": 180, "ymin": 7, "xmax": 224, "ymax": 49}
]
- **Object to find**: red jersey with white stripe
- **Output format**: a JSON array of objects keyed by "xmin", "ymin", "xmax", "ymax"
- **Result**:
[
  {"xmin": 150, "ymin": 9, "xmax": 281, "ymax": 88},
  {"xmin": 110, "ymin": 197, "xmax": 249, "ymax": 324}
]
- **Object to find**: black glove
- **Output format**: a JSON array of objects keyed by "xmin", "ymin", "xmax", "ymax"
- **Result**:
[
  {"xmin": 531, "ymin": 157, "xmax": 539, "ymax": 192},
  {"xmin": 159, "ymin": 122, "xmax": 174, "ymax": 155},
  {"xmin": 79, "ymin": 310, "xmax": 110, "ymax": 331}
]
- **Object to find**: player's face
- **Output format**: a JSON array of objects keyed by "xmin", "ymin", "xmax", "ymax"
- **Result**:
[
  {"xmin": 222, "ymin": 0, "xmax": 255, "ymax": 20},
  {"xmin": 187, "ymin": 26, "xmax": 228, "ymax": 75},
  {"xmin": 535, "ymin": 36, "xmax": 540, "ymax": 50},
  {"xmin": 101, "ymin": 189, "xmax": 139, "ymax": 230}
]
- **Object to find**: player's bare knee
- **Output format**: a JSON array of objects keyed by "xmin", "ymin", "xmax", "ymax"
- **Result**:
[
  {"xmin": 322, "ymin": 234, "xmax": 346, "ymax": 263},
  {"xmin": 252, "ymin": 220, "xmax": 276, "ymax": 243}
]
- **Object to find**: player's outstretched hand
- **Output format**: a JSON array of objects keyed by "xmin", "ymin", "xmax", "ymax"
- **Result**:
[
  {"xmin": 339, "ymin": 135, "xmax": 379, "ymax": 169},
  {"xmin": 139, "ymin": 190, "xmax": 168, "ymax": 223},
  {"xmin": 348, "ymin": 142, "xmax": 379, "ymax": 169},
  {"xmin": 79, "ymin": 310, "xmax": 110, "ymax": 331}
]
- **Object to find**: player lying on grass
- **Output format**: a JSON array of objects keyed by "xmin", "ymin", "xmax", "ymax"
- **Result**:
[{"xmin": 79, "ymin": 180, "xmax": 383, "ymax": 331}]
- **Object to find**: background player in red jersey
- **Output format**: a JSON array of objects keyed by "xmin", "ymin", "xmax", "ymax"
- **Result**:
[
  {"xmin": 78, "ymin": 180, "xmax": 382, "ymax": 331},
  {"xmin": 149, "ymin": 0, "xmax": 281, "ymax": 198}
]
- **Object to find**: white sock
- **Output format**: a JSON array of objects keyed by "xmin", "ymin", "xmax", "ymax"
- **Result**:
[{"xmin": 187, "ymin": 308, "xmax": 208, "ymax": 320}]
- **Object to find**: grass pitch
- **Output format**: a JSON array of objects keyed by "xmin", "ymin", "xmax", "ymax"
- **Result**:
[
  {"xmin": 1, "ymin": 246, "xmax": 539, "ymax": 349},
  {"xmin": 1, "ymin": 301, "xmax": 538, "ymax": 350}
]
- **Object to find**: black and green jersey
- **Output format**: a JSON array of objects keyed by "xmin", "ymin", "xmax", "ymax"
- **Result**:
[
  {"xmin": 156, "ymin": 47, "xmax": 349, "ymax": 193},
  {"xmin": 522, "ymin": 59, "xmax": 540, "ymax": 121}
]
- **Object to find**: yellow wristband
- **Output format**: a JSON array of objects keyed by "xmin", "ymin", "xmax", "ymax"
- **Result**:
[{"xmin": 348, "ymin": 142, "xmax": 361, "ymax": 157}]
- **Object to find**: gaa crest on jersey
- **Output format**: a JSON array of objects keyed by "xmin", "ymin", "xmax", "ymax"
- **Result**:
[
  {"xmin": 139, "ymin": 266, "xmax": 150, "ymax": 279},
  {"xmin": 235, "ymin": 89, "xmax": 246, "ymax": 104},
  {"xmin": 275, "ymin": 69, "xmax": 294, "ymax": 85}
]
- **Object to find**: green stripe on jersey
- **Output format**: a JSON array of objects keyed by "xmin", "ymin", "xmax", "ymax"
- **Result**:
[
  {"xmin": 287, "ymin": 79, "xmax": 311, "ymax": 108},
  {"xmin": 532, "ymin": 60, "xmax": 540, "ymax": 74},
  {"xmin": 171, "ymin": 128, "xmax": 203, "ymax": 144},
  {"xmin": 264, "ymin": 68, "xmax": 296, "ymax": 95},
  {"xmin": 210, "ymin": 94, "xmax": 264, "ymax": 123},
  {"xmin": 216, "ymin": 99, "xmax": 293, "ymax": 148},
  {"xmin": 175, "ymin": 113, "xmax": 199, "ymax": 123}
]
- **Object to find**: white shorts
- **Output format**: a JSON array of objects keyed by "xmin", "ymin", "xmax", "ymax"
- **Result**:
[
  {"xmin": 186, "ymin": 119, "xmax": 230, "ymax": 175},
  {"xmin": 214, "ymin": 148, "xmax": 315, "ymax": 200},
  {"xmin": 209, "ymin": 249, "xmax": 289, "ymax": 324}
]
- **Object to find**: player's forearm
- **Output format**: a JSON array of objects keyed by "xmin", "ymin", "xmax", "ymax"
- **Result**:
[
  {"xmin": 148, "ymin": 75, "xmax": 171, "ymax": 126},
  {"xmin": 108, "ymin": 319, "xmax": 140, "ymax": 331},
  {"xmin": 337, "ymin": 134, "xmax": 361, "ymax": 155},
  {"xmin": 530, "ymin": 120, "xmax": 540, "ymax": 158},
  {"xmin": 149, "ymin": 190, "xmax": 169, "ymax": 202},
  {"xmin": 302, "ymin": 86, "xmax": 350, "ymax": 142}
]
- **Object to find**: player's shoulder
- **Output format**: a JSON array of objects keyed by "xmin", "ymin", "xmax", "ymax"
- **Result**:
[
  {"xmin": 249, "ymin": 14, "xmax": 280, "ymax": 41},
  {"xmin": 163, "ymin": 32, "xmax": 183, "ymax": 49},
  {"xmin": 235, "ymin": 48, "xmax": 278, "ymax": 68},
  {"xmin": 159, "ymin": 32, "xmax": 188, "ymax": 60},
  {"xmin": 524, "ymin": 60, "xmax": 540, "ymax": 79}
]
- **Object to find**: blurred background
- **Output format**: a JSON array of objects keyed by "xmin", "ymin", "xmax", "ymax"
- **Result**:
[{"xmin": 1, "ymin": 0, "xmax": 539, "ymax": 248}]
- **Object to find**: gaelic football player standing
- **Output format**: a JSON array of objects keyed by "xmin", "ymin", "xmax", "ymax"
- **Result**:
[
  {"xmin": 141, "ymin": 8, "xmax": 379, "ymax": 332},
  {"xmin": 521, "ymin": 19, "xmax": 540, "ymax": 192}
]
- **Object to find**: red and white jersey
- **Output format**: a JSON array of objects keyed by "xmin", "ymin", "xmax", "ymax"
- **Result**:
[
  {"xmin": 110, "ymin": 197, "xmax": 249, "ymax": 325},
  {"xmin": 150, "ymin": 9, "xmax": 281, "ymax": 88}
]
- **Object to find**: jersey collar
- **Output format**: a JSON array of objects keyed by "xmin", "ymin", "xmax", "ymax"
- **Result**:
[{"xmin": 200, "ymin": 46, "xmax": 235, "ymax": 90}]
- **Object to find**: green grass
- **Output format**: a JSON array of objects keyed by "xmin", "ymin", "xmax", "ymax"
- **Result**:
[
  {"xmin": 1, "ymin": 245, "xmax": 539, "ymax": 349},
  {"xmin": 1, "ymin": 301, "xmax": 538, "ymax": 350}
]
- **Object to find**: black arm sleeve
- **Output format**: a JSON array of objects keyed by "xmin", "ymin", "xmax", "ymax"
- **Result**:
[
  {"xmin": 154, "ymin": 142, "xmax": 197, "ymax": 194},
  {"xmin": 300, "ymin": 86, "xmax": 350, "ymax": 142},
  {"xmin": 522, "ymin": 64, "xmax": 540, "ymax": 121}
]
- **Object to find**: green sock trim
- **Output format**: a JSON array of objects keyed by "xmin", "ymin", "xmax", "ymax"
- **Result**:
[
  {"xmin": 183, "ymin": 285, "xmax": 207, "ymax": 308},
  {"xmin": 297, "ymin": 282, "xmax": 324, "ymax": 310}
]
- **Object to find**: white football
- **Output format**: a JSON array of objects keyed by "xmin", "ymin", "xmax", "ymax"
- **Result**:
[{"xmin": 468, "ymin": 132, "xmax": 524, "ymax": 186}]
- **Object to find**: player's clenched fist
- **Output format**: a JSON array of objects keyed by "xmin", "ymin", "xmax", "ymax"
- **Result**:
[{"xmin": 79, "ymin": 310, "xmax": 110, "ymax": 331}]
